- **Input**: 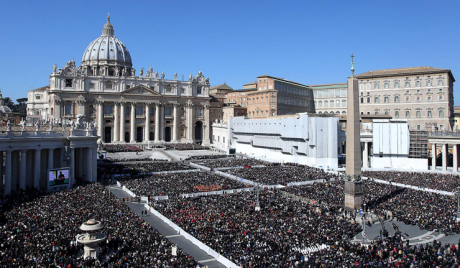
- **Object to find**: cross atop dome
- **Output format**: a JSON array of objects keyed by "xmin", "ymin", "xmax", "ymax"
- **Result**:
[{"xmin": 102, "ymin": 14, "xmax": 114, "ymax": 36}]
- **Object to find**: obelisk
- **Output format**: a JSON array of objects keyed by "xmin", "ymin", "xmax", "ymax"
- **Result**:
[{"xmin": 344, "ymin": 54, "xmax": 363, "ymax": 210}]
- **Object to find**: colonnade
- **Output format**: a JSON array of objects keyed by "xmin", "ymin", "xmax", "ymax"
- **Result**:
[
  {"xmin": 0, "ymin": 145, "xmax": 97, "ymax": 196},
  {"xmin": 431, "ymin": 143, "xmax": 459, "ymax": 172},
  {"xmin": 95, "ymin": 101, "xmax": 210, "ymax": 144}
]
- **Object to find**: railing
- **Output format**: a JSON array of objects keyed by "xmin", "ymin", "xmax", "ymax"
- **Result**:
[
  {"xmin": 135, "ymin": 115, "xmax": 145, "ymax": 119},
  {"xmin": 0, "ymin": 129, "xmax": 96, "ymax": 138},
  {"xmin": 104, "ymin": 114, "xmax": 114, "ymax": 118},
  {"xmin": 429, "ymin": 131, "xmax": 460, "ymax": 137}
]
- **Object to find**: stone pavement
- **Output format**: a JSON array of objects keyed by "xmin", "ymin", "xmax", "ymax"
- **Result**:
[
  {"xmin": 353, "ymin": 219, "xmax": 460, "ymax": 246},
  {"xmin": 106, "ymin": 183, "xmax": 228, "ymax": 268}
]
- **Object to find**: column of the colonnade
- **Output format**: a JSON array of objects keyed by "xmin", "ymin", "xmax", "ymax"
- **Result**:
[
  {"xmin": 114, "ymin": 102, "xmax": 119, "ymax": 143},
  {"xmin": 19, "ymin": 150, "xmax": 27, "ymax": 190},
  {"xmin": 70, "ymin": 148, "xmax": 75, "ymax": 185},
  {"xmin": 144, "ymin": 104, "xmax": 150, "ymax": 143},
  {"xmin": 203, "ymin": 104, "xmax": 210, "ymax": 145},
  {"xmin": 442, "ymin": 143, "xmax": 447, "ymax": 171},
  {"xmin": 48, "ymin": 148, "xmax": 54, "ymax": 170},
  {"xmin": 432, "ymin": 143, "xmax": 437, "ymax": 170},
  {"xmin": 87, "ymin": 147, "xmax": 93, "ymax": 182},
  {"xmin": 130, "ymin": 103, "xmax": 136, "ymax": 143},
  {"xmin": 454, "ymin": 144, "xmax": 458, "ymax": 172},
  {"xmin": 363, "ymin": 142, "xmax": 369, "ymax": 168},
  {"xmin": 173, "ymin": 103, "xmax": 179, "ymax": 142},
  {"xmin": 4, "ymin": 151, "xmax": 11, "ymax": 195},
  {"xmin": 155, "ymin": 103, "xmax": 160, "ymax": 142},
  {"xmin": 0, "ymin": 152, "xmax": 3, "ymax": 194},
  {"xmin": 97, "ymin": 101, "xmax": 103, "ymax": 141},
  {"xmin": 34, "ymin": 149, "xmax": 41, "ymax": 189},
  {"xmin": 119, "ymin": 103, "xmax": 125, "ymax": 143}
]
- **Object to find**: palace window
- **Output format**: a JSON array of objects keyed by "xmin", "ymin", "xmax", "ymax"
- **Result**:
[
  {"xmin": 427, "ymin": 80, "xmax": 432, "ymax": 86},
  {"xmin": 405, "ymin": 82, "xmax": 410, "ymax": 87},
  {"xmin": 90, "ymin": 83, "xmax": 95, "ymax": 89},
  {"xmin": 197, "ymin": 87, "xmax": 202, "ymax": 94},
  {"xmin": 384, "ymin": 96, "xmax": 389, "ymax": 103},
  {"xmin": 394, "ymin": 82, "xmax": 400, "ymax": 88},
  {"xmin": 405, "ymin": 111, "xmax": 410, "ymax": 117},
  {"xmin": 428, "ymin": 111, "xmax": 432, "ymax": 117},
  {"xmin": 165, "ymin": 107, "xmax": 171, "ymax": 115},
  {"xmin": 394, "ymin": 96, "xmax": 399, "ymax": 103},
  {"xmin": 439, "ymin": 110, "xmax": 444, "ymax": 117},
  {"xmin": 374, "ymin": 83, "xmax": 379, "ymax": 89},
  {"xmin": 137, "ymin": 106, "xmax": 143, "ymax": 115},
  {"xmin": 106, "ymin": 82, "xmax": 112, "ymax": 90},
  {"xmin": 395, "ymin": 111, "xmax": 399, "ymax": 118},
  {"xmin": 65, "ymin": 79, "xmax": 72, "ymax": 88},
  {"xmin": 438, "ymin": 79, "xmax": 444, "ymax": 86},
  {"xmin": 374, "ymin": 96, "xmax": 379, "ymax": 103},
  {"xmin": 384, "ymin": 83, "xmax": 389, "ymax": 89},
  {"xmin": 416, "ymin": 111, "xmax": 421, "ymax": 118}
]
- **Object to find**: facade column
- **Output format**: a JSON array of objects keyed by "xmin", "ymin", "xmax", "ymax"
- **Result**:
[
  {"xmin": 363, "ymin": 142, "xmax": 369, "ymax": 168},
  {"xmin": 5, "ymin": 151, "xmax": 11, "ymax": 195},
  {"xmin": 454, "ymin": 144, "xmax": 458, "ymax": 172},
  {"xmin": 160, "ymin": 104, "xmax": 165, "ymax": 141},
  {"xmin": 114, "ymin": 102, "xmax": 119, "ymax": 143},
  {"xmin": 173, "ymin": 103, "xmax": 179, "ymax": 142},
  {"xmin": 442, "ymin": 143, "xmax": 447, "ymax": 171},
  {"xmin": 34, "ymin": 149, "xmax": 41, "ymax": 189},
  {"xmin": 203, "ymin": 104, "xmax": 210, "ymax": 146},
  {"xmin": 432, "ymin": 143, "xmax": 437, "ymax": 170},
  {"xmin": 70, "ymin": 148, "xmax": 75, "ymax": 185},
  {"xmin": 0, "ymin": 152, "xmax": 3, "ymax": 194},
  {"xmin": 155, "ymin": 103, "xmax": 160, "ymax": 142},
  {"xmin": 186, "ymin": 102, "xmax": 194, "ymax": 143},
  {"xmin": 48, "ymin": 148, "xmax": 54, "ymax": 170},
  {"xmin": 97, "ymin": 101, "xmax": 103, "ymax": 141},
  {"xmin": 87, "ymin": 147, "xmax": 93, "ymax": 182},
  {"xmin": 19, "ymin": 150, "xmax": 27, "ymax": 190},
  {"xmin": 144, "ymin": 104, "xmax": 150, "ymax": 143},
  {"xmin": 119, "ymin": 103, "xmax": 125, "ymax": 143},
  {"xmin": 130, "ymin": 103, "xmax": 136, "ymax": 143}
]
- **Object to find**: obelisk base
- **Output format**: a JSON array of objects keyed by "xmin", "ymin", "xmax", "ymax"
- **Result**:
[{"xmin": 344, "ymin": 180, "xmax": 363, "ymax": 210}]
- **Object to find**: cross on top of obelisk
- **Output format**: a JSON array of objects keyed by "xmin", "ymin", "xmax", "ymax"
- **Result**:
[{"xmin": 350, "ymin": 53, "xmax": 355, "ymax": 76}]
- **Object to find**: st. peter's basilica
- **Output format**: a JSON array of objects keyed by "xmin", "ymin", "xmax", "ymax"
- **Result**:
[{"xmin": 27, "ymin": 16, "xmax": 211, "ymax": 145}]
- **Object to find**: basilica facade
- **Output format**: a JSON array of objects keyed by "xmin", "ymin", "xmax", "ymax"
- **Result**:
[{"xmin": 27, "ymin": 16, "xmax": 211, "ymax": 145}]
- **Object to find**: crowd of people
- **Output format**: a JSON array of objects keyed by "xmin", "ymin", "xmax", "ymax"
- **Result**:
[
  {"xmin": 97, "ymin": 161, "xmax": 192, "ymax": 178},
  {"xmin": 192, "ymin": 157, "xmax": 269, "ymax": 169},
  {"xmin": 0, "ymin": 184, "xmax": 200, "ymax": 267},
  {"xmin": 363, "ymin": 170, "xmax": 460, "ymax": 192},
  {"xmin": 107, "ymin": 157, "xmax": 167, "ymax": 162},
  {"xmin": 151, "ymin": 189, "xmax": 460, "ymax": 267},
  {"xmin": 184, "ymin": 154, "xmax": 228, "ymax": 161},
  {"xmin": 164, "ymin": 143, "xmax": 206, "ymax": 150},
  {"xmin": 226, "ymin": 163, "xmax": 331, "ymax": 185},
  {"xmin": 103, "ymin": 144, "xmax": 143, "ymax": 153},
  {"xmin": 119, "ymin": 171, "xmax": 251, "ymax": 197}
]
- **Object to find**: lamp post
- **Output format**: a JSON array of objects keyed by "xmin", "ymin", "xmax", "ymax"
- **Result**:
[
  {"xmin": 362, "ymin": 203, "xmax": 368, "ymax": 243},
  {"xmin": 455, "ymin": 191, "xmax": 460, "ymax": 221},
  {"xmin": 255, "ymin": 181, "xmax": 260, "ymax": 211}
]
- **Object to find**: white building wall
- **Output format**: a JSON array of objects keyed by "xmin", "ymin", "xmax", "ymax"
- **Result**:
[{"xmin": 229, "ymin": 114, "xmax": 338, "ymax": 169}]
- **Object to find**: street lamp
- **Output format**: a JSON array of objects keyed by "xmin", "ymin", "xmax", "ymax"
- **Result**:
[
  {"xmin": 255, "ymin": 181, "xmax": 260, "ymax": 211},
  {"xmin": 455, "ymin": 191, "xmax": 460, "ymax": 221},
  {"xmin": 362, "ymin": 203, "xmax": 368, "ymax": 243}
]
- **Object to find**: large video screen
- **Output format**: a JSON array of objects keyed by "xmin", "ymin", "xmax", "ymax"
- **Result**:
[
  {"xmin": 49, "ymin": 168, "xmax": 70, "ymax": 186},
  {"xmin": 97, "ymin": 151, "xmax": 107, "ymax": 160}
]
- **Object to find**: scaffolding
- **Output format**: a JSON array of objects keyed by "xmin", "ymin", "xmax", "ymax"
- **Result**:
[{"xmin": 409, "ymin": 131, "xmax": 428, "ymax": 158}]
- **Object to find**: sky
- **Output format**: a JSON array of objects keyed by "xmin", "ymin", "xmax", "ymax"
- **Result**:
[{"xmin": 0, "ymin": 0, "xmax": 459, "ymax": 104}]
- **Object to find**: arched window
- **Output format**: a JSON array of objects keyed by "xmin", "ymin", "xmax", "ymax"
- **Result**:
[
  {"xmin": 342, "ymin": 100, "xmax": 346, "ymax": 107},
  {"xmin": 65, "ymin": 103, "xmax": 72, "ymax": 115},
  {"xmin": 324, "ymin": 101, "xmax": 328, "ymax": 107},
  {"xmin": 105, "ymin": 104, "xmax": 112, "ymax": 115},
  {"xmin": 318, "ymin": 101, "xmax": 322, "ymax": 108},
  {"xmin": 342, "ymin": 111, "xmax": 346, "ymax": 115},
  {"xmin": 330, "ymin": 101, "xmax": 334, "ymax": 107},
  {"xmin": 137, "ymin": 106, "xmax": 143, "ymax": 115},
  {"xmin": 318, "ymin": 111, "xmax": 322, "ymax": 114}
]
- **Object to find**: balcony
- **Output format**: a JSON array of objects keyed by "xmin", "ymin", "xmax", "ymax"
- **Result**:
[
  {"xmin": 104, "ymin": 114, "xmax": 114, "ymax": 118},
  {"xmin": 136, "ymin": 115, "xmax": 145, "ymax": 119}
]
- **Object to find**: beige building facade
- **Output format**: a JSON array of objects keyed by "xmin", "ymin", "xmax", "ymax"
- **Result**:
[
  {"xmin": 311, "ymin": 83, "xmax": 347, "ymax": 115},
  {"xmin": 355, "ymin": 67, "xmax": 455, "ymax": 131}
]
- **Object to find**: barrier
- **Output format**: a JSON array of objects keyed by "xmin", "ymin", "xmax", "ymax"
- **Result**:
[
  {"xmin": 214, "ymin": 165, "xmax": 266, "ymax": 171},
  {"xmin": 122, "ymin": 186, "xmax": 136, "ymax": 197},
  {"xmin": 366, "ymin": 177, "xmax": 454, "ymax": 196},
  {"xmin": 214, "ymin": 170, "xmax": 283, "ymax": 189},
  {"xmin": 148, "ymin": 169, "xmax": 200, "ymax": 175},
  {"xmin": 179, "ymin": 187, "xmax": 256, "ymax": 198},
  {"xmin": 188, "ymin": 162, "xmax": 211, "ymax": 171},
  {"xmin": 144, "ymin": 204, "xmax": 239, "ymax": 268},
  {"xmin": 287, "ymin": 179, "xmax": 326, "ymax": 187}
]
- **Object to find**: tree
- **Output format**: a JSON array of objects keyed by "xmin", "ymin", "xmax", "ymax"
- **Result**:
[{"xmin": 16, "ymin": 98, "xmax": 28, "ymax": 106}]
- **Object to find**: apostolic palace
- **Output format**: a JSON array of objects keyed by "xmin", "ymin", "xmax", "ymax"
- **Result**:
[{"xmin": 26, "ymin": 16, "xmax": 211, "ymax": 145}]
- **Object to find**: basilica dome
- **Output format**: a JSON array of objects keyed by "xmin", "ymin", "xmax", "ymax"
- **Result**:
[{"xmin": 81, "ymin": 16, "xmax": 132, "ymax": 70}]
